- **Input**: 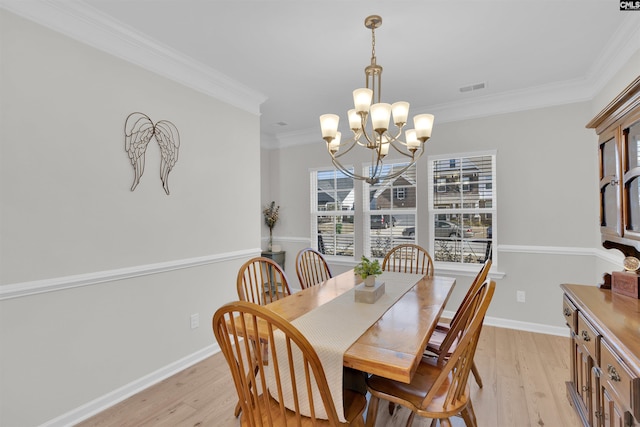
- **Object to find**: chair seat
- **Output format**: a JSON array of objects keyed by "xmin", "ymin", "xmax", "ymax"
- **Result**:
[
  {"xmin": 367, "ymin": 355, "xmax": 470, "ymax": 419},
  {"xmin": 425, "ymin": 328, "xmax": 455, "ymax": 357},
  {"xmin": 435, "ymin": 320, "xmax": 450, "ymax": 332},
  {"xmin": 240, "ymin": 389, "xmax": 367, "ymax": 426}
]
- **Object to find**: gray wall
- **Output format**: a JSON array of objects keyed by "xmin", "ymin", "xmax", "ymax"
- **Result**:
[{"xmin": 0, "ymin": 11, "xmax": 261, "ymax": 426}]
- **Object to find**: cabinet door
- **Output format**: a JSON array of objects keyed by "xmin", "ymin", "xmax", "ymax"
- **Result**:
[
  {"xmin": 600, "ymin": 132, "xmax": 622, "ymax": 238},
  {"xmin": 601, "ymin": 386, "xmax": 626, "ymax": 427},
  {"xmin": 623, "ymin": 118, "xmax": 640, "ymax": 240},
  {"xmin": 577, "ymin": 343, "xmax": 596, "ymax": 426}
]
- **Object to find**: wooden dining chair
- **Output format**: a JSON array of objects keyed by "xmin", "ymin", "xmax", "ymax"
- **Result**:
[
  {"xmin": 234, "ymin": 256, "xmax": 292, "ymax": 417},
  {"xmin": 295, "ymin": 247, "xmax": 333, "ymax": 289},
  {"xmin": 366, "ymin": 279, "xmax": 496, "ymax": 427},
  {"xmin": 213, "ymin": 300, "xmax": 367, "ymax": 426},
  {"xmin": 382, "ymin": 244, "xmax": 434, "ymax": 277},
  {"xmin": 237, "ymin": 257, "xmax": 292, "ymax": 305},
  {"xmin": 425, "ymin": 258, "xmax": 492, "ymax": 389}
]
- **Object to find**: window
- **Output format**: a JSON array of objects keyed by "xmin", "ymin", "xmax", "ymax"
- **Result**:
[
  {"xmin": 428, "ymin": 152, "xmax": 495, "ymax": 265},
  {"xmin": 365, "ymin": 163, "xmax": 417, "ymax": 258},
  {"xmin": 311, "ymin": 168, "xmax": 355, "ymax": 256}
]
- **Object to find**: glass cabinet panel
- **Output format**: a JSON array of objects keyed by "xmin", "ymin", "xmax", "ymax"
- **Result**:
[
  {"xmin": 627, "ymin": 176, "xmax": 640, "ymax": 233},
  {"xmin": 625, "ymin": 120, "xmax": 640, "ymax": 234},
  {"xmin": 627, "ymin": 121, "xmax": 640, "ymax": 170},
  {"xmin": 600, "ymin": 137, "xmax": 620, "ymax": 235}
]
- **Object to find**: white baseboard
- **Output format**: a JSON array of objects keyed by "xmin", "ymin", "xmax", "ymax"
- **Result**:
[
  {"xmin": 441, "ymin": 310, "xmax": 569, "ymax": 337},
  {"xmin": 40, "ymin": 344, "xmax": 220, "ymax": 427}
]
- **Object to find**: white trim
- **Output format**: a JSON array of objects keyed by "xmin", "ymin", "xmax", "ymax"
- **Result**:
[
  {"xmin": 270, "ymin": 236, "xmax": 313, "ymax": 245},
  {"xmin": 434, "ymin": 264, "xmax": 506, "ymax": 280},
  {"xmin": 2, "ymin": 1, "xmax": 638, "ymax": 151},
  {"xmin": 441, "ymin": 310, "xmax": 569, "ymax": 337},
  {"xmin": 40, "ymin": 344, "xmax": 220, "ymax": 427},
  {"xmin": 0, "ymin": 0, "xmax": 267, "ymax": 115},
  {"xmin": 0, "ymin": 248, "xmax": 261, "ymax": 301},
  {"xmin": 498, "ymin": 244, "xmax": 593, "ymax": 256},
  {"xmin": 594, "ymin": 246, "xmax": 626, "ymax": 265}
]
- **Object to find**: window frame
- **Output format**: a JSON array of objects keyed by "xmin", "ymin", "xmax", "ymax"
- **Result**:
[
  {"xmin": 427, "ymin": 150, "xmax": 497, "ymax": 269},
  {"xmin": 310, "ymin": 167, "xmax": 356, "ymax": 259},
  {"xmin": 363, "ymin": 162, "xmax": 418, "ymax": 259}
]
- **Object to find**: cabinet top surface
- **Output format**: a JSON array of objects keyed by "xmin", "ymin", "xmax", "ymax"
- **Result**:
[{"xmin": 561, "ymin": 283, "xmax": 640, "ymax": 373}]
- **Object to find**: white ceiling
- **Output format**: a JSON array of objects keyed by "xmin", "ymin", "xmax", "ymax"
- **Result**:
[{"xmin": 6, "ymin": 1, "xmax": 640, "ymax": 145}]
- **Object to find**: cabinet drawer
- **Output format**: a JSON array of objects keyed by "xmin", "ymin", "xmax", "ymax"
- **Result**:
[
  {"xmin": 577, "ymin": 312, "xmax": 599, "ymax": 361},
  {"xmin": 600, "ymin": 338, "xmax": 640, "ymax": 421},
  {"xmin": 562, "ymin": 295, "xmax": 577, "ymax": 334}
]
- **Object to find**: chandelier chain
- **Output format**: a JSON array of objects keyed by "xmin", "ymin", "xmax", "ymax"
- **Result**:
[{"xmin": 371, "ymin": 25, "xmax": 376, "ymax": 62}]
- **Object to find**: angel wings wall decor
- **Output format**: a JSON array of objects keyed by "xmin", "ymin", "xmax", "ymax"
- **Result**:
[{"xmin": 124, "ymin": 112, "xmax": 180, "ymax": 195}]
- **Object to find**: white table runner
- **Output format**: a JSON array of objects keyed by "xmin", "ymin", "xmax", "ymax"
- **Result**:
[{"xmin": 269, "ymin": 271, "xmax": 423, "ymax": 422}]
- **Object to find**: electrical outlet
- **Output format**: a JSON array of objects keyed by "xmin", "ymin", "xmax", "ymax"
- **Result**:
[
  {"xmin": 190, "ymin": 313, "xmax": 199, "ymax": 329},
  {"xmin": 516, "ymin": 291, "xmax": 526, "ymax": 303}
]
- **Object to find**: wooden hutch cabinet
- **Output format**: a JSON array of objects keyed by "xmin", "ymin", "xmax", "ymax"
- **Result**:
[
  {"xmin": 587, "ymin": 76, "xmax": 640, "ymax": 259},
  {"xmin": 562, "ymin": 284, "xmax": 640, "ymax": 427},
  {"xmin": 561, "ymin": 76, "xmax": 640, "ymax": 427}
]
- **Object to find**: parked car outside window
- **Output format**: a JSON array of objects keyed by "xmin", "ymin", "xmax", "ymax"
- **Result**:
[
  {"xmin": 402, "ymin": 220, "xmax": 474, "ymax": 238},
  {"xmin": 370, "ymin": 215, "xmax": 396, "ymax": 229}
]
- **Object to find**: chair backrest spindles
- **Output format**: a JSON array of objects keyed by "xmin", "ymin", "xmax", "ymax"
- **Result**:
[
  {"xmin": 424, "ymin": 279, "xmax": 495, "ymax": 408},
  {"xmin": 382, "ymin": 244, "xmax": 434, "ymax": 277},
  {"xmin": 237, "ymin": 257, "xmax": 291, "ymax": 305},
  {"xmin": 295, "ymin": 248, "xmax": 332, "ymax": 289},
  {"xmin": 213, "ymin": 301, "xmax": 346, "ymax": 425}
]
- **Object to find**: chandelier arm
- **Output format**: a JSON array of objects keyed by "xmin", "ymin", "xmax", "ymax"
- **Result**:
[
  {"xmin": 383, "ymin": 128, "xmax": 407, "ymax": 146},
  {"xmin": 368, "ymin": 145, "xmax": 384, "ymax": 180},
  {"xmin": 359, "ymin": 130, "xmax": 378, "ymax": 148},
  {"xmin": 330, "ymin": 157, "xmax": 365, "ymax": 181},
  {"xmin": 351, "ymin": 130, "xmax": 371, "ymax": 148},
  {"xmin": 388, "ymin": 143, "xmax": 416, "ymax": 158},
  {"xmin": 358, "ymin": 113, "xmax": 379, "ymax": 148},
  {"xmin": 373, "ymin": 156, "xmax": 421, "ymax": 183},
  {"xmin": 331, "ymin": 138, "xmax": 360, "ymax": 158}
]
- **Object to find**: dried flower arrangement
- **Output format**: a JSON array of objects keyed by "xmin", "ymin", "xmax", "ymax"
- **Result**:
[{"xmin": 263, "ymin": 201, "xmax": 280, "ymax": 250}]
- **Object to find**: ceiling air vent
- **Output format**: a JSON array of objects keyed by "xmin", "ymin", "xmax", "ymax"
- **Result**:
[{"xmin": 459, "ymin": 82, "xmax": 486, "ymax": 93}]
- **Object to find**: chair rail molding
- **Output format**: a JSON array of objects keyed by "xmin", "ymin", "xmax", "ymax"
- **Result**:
[{"xmin": 0, "ymin": 248, "xmax": 261, "ymax": 301}]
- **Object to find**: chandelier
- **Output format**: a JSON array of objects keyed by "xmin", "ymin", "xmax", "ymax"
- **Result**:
[{"xmin": 319, "ymin": 15, "xmax": 434, "ymax": 185}]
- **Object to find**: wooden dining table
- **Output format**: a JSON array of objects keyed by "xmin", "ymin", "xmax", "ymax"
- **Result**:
[{"xmin": 264, "ymin": 270, "xmax": 456, "ymax": 384}]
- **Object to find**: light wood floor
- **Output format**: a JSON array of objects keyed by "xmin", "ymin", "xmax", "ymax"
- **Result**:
[{"xmin": 76, "ymin": 326, "xmax": 582, "ymax": 427}]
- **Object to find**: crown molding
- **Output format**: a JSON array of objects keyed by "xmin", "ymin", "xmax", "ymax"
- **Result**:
[
  {"xmin": 0, "ymin": 0, "xmax": 267, "ymax": 115},
  {"xmin": 2, "ymin": 1, "xmax": 638, "ymax": 149},
  {"xmin": 585, "ymin": 13, "xmax": 640, "ymax": 97}
]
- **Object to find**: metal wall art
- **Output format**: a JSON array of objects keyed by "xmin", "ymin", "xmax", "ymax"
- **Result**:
[{"xmin": 124, "ymin": 112, "xmax": 180, "ymax": 195}]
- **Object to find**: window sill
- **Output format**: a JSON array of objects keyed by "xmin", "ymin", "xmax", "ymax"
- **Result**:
[{"xmin": 324, "ymin": 257, "xmax": 505, "ymax": 279}]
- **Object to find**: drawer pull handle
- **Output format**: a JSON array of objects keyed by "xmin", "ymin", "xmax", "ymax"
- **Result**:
[
  {"xmin": 593, "ymin": 366, "xmax": 602, "ymax": 377},
  {"xmin": 582, "ymin": 385, "xmax": 589, "ymax": 392},
  {"xmin": 563, "ymin": 308, "xmax": 571, "ymax": 317},
  {"xmin": 581, "ymin": 330, "xmax": 591, "ymax": 342},
  {"xmin": 607, "ymin": 364, "xmax": 621, "ymax": 382}
]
